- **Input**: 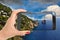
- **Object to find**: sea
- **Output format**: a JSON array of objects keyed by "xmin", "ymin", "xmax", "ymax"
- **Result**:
[{"xmin": 22, "ymin": 17, "xmax": 60, "ymax": 40}]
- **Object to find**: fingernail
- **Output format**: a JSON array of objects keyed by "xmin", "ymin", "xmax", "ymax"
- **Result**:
[{"xmin": 26, "ymin": 32, "xmax": 30, "ymax": 34}]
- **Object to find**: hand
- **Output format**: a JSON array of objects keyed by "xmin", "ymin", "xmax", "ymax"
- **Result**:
[{"xmin": 0, "ymin": 9, "xmax": 30, "ymax": 40}]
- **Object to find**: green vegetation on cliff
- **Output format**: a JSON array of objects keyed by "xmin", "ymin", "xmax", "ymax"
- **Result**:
[{"xmin": 0, "ymin": 3, "xmax": 12, "ymax": 29}]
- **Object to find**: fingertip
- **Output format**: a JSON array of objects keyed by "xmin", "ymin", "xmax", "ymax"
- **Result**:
[
  {"xmin": 26, "ymin": 32, "xmax": 30, "ymax": 34},
  {"xmin": 17, "ymin": 9, "xmax": 27, "ymax": 12},
  {"xmin": 12, "ymin": 9, "xmax": 27, "ymax": 15},
  {"xmin": 25, "ymin": 31, "xmax": 31, "ymax": 34}
]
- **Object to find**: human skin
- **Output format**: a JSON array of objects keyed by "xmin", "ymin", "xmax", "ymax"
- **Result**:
[{"xmin": 0, "ymin": 9, "xmax": 30, "ymax": 40}]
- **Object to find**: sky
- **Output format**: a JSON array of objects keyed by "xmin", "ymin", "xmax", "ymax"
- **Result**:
[
  {"xmin": 0, "ymin": 0, "xmax": 60, "ymax": 20},
  {"xmin": 0, "ymin": 0, "xmax": 60, "ymax": 11}
]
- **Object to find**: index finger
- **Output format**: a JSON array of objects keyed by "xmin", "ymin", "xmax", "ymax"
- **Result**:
[{"xmin": 12, "ymin": 9, "xmax": 27, "ymax": 15}]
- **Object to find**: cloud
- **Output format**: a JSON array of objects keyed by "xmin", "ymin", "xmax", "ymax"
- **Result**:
[
  {"xmin": 41, "ymin": 5, "xmax": 60, "ymax": 16},
  {"xmin": 41, "ymin": 5, "xmax": 60, "ymax": 20},
  {"xmin": 46, "ymin": 5, "xmax": 60, "ymax": 16},
  {"xmin": 45, "ymin": 14, "xmax": 52, "ymax": 20}
]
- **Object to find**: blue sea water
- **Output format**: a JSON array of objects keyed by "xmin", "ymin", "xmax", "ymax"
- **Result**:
[{"xmin": 23, "ymin": 18, "xmax": 60, "ymax": 40}]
